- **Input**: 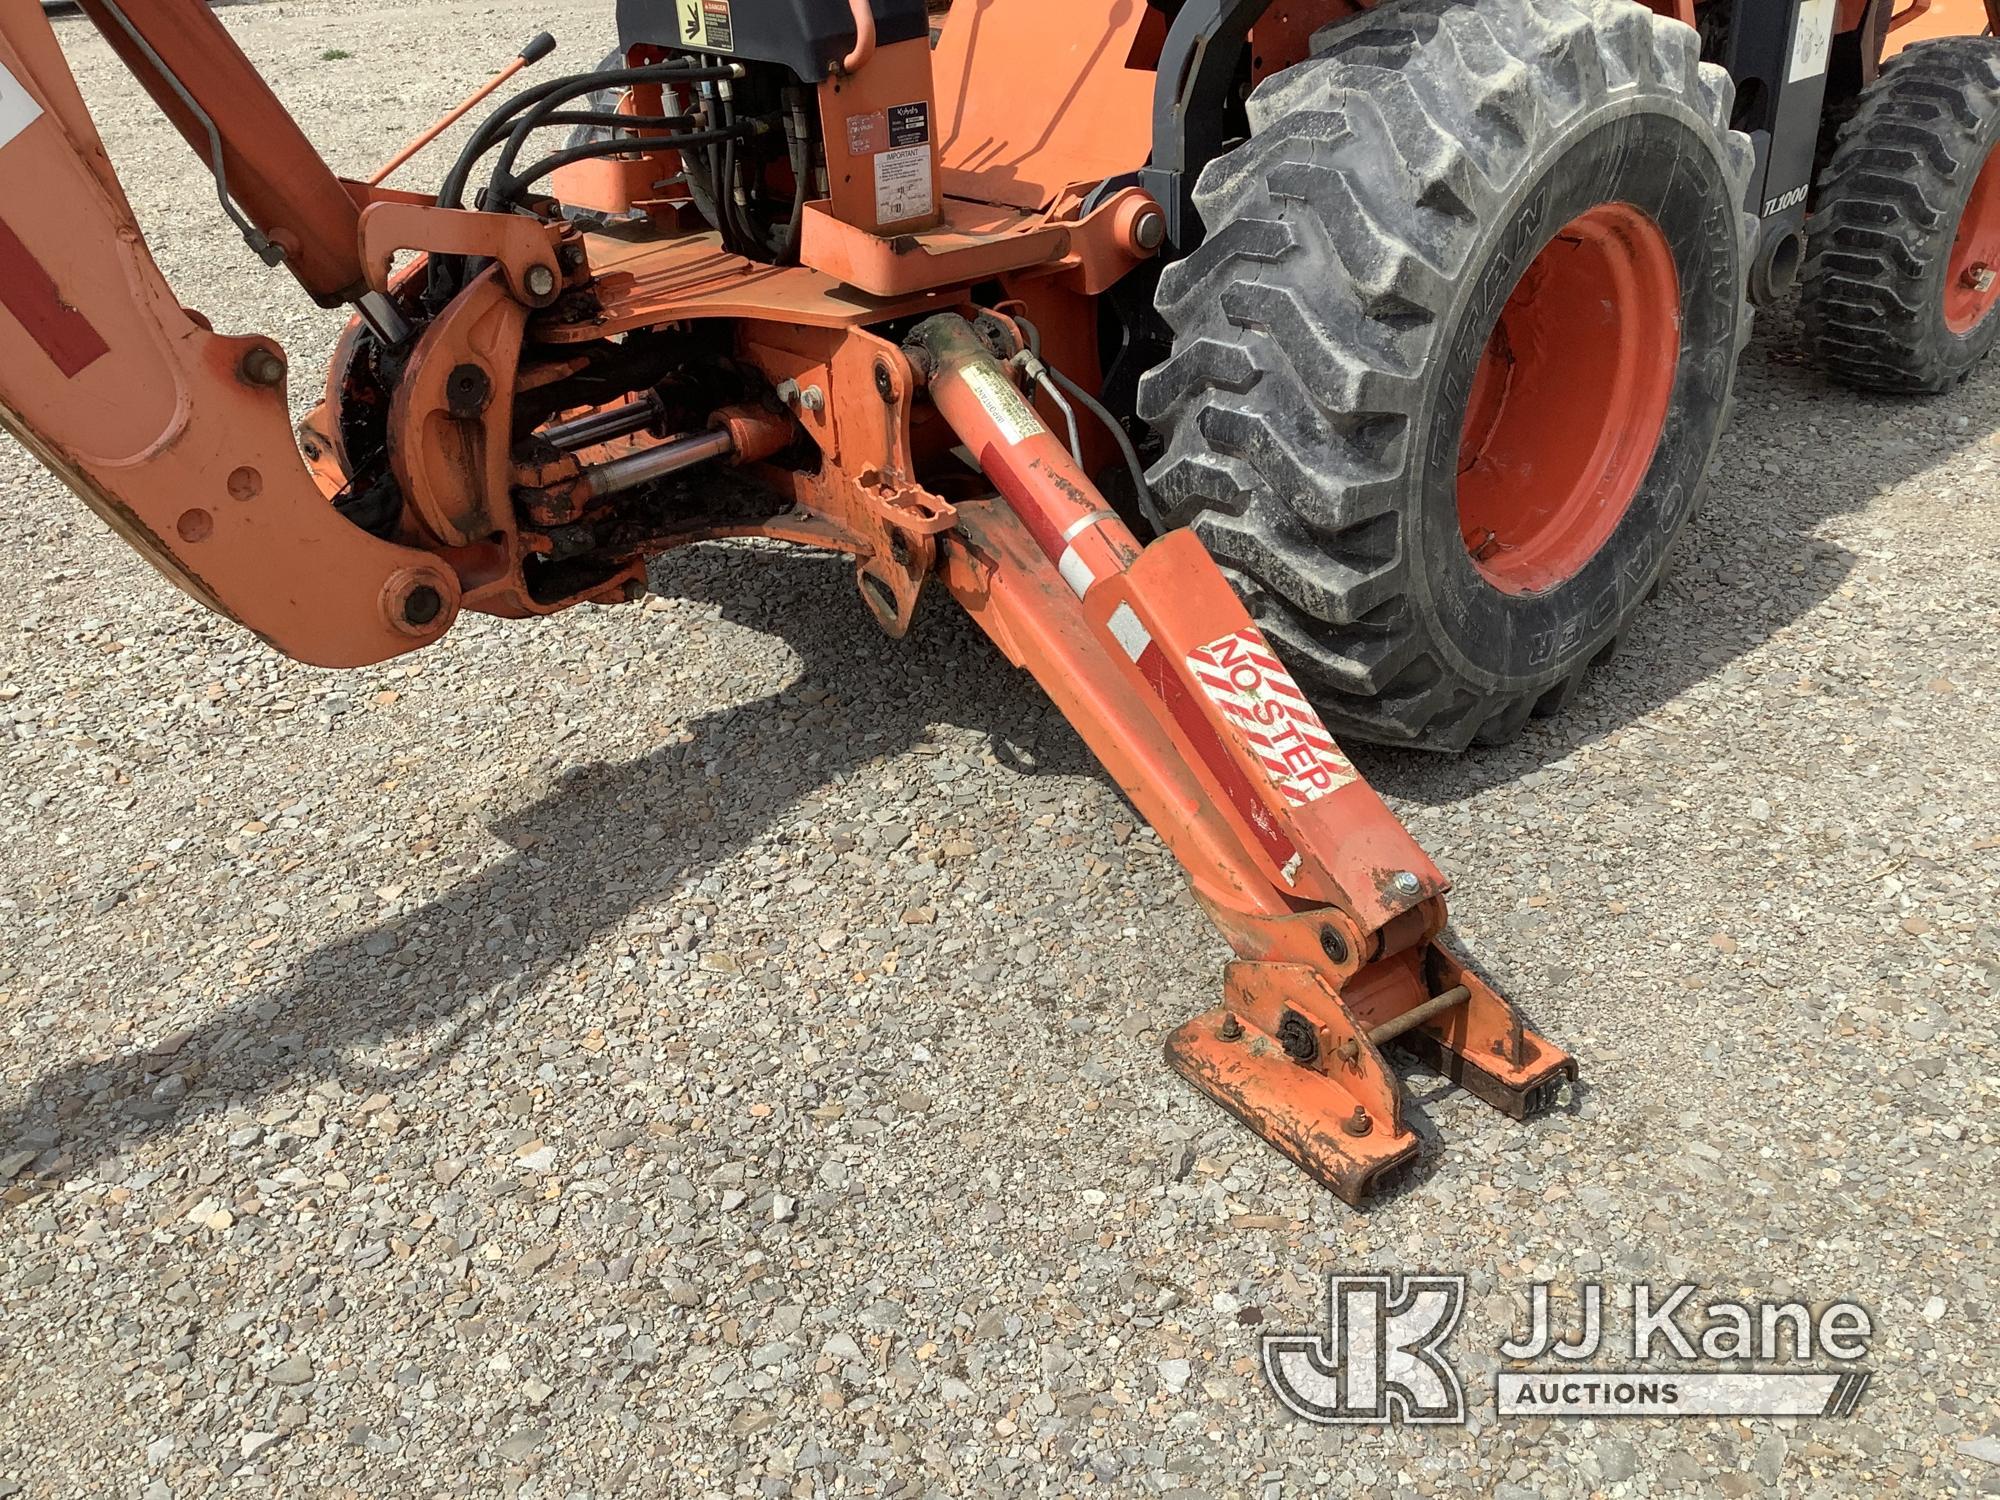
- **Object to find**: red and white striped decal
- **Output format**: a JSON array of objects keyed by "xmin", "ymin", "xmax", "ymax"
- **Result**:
[
  {"xmin": 1106, "ymin": 603, "xmax": 1303, "ymax": 882},
  {"xmin": 0, "ymin": 69, "xmax": 105, "ymax": 379},
  {"xmin": 1187, "ymin": 629, "xmax": 1356, "ymax": 806},
  {"xmin": 979, "ymin": 443, "xmax": 1123, "ymax": 599}
]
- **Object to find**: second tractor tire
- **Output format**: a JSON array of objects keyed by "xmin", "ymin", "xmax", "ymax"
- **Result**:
[
  {"xmin": 1803, "ymin": 37, "xmax": 2000, "ymax": 394},
  {"xmin": 1138, "ymin": 0, "xmax": 1755, "ymax": 751}
]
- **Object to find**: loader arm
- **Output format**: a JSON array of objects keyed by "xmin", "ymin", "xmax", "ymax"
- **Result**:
[{"xmin": 0, "ymin": 0, "xmax": 1574, "ymax": 1199}]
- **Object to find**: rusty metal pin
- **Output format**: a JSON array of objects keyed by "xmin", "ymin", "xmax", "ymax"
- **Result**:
[{"xmin": 1369, "ymin": 985, "xmax": 1471, "ymax": 1047}]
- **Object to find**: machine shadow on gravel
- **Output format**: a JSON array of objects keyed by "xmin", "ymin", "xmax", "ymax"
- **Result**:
[
  {"xmin": 0, "ymin": 545, "xmax": 1108, "ymax": 1189},
  {"xmin": 0, "ymin": 314, "xmax": 1982, "ymax": 1192}
]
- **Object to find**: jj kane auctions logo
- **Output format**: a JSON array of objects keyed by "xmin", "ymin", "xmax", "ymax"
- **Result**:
[{"xmin": 1265, "ymin": 1274, "xmax": 1875, "ymax": 1424}]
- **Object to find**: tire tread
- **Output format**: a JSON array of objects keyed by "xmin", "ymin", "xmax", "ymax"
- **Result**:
[
  {"xmin": 1138, "ymin": 0, "xmax": 1751, "ymax": 749},
  {"xmin": 1802, "ymin": 36, "xmax": 2000, "ymax": 394}
]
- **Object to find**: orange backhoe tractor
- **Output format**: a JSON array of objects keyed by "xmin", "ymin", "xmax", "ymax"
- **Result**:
[{"xmin": 2, "ymin": 0, "xmax": 1996, "ymax": 1199}]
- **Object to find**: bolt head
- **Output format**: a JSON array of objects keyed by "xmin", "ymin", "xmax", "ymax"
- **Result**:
[
  {"xmin": 445, "ymin": 363, "xmax": 492, "ymax": 417},
  {"xmin": 1131, "ymin": 209, "xmax": 1165, "ymax": 253},
  {"xmin": 1340, "ymin": 1106, "xmax": 1372, "ymax": 1137},
  {"xmin": 1392, "ymin": 870, "xmax": 1422, "ymax": 896},
  {"xmin": 239, "ymin": 347, "xmax": 285, "ymax": 387},
  {"xmin": 1217, "ymin": 1014, "xmax": 1243, "ymax": 1041},
  {"xmin": 524, "ymin": 264, "xmax": 558, "ymax": 298}
]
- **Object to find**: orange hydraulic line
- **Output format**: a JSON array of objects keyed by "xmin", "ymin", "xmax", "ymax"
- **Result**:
[{"xmin": 368, "ymin": 32, "xmax": 557, "ymax": 188}]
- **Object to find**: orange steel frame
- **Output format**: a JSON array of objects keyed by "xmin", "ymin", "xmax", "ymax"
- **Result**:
[{"xmin": 3, "ymin": 0, "xmax": 1979, "ymax": 1195}]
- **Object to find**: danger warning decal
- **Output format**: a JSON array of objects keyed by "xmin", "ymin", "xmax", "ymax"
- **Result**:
[
  {"xmin": 676, "ymin": 0, "xmax": 735, "ymax": 52},
  {"xmin": 1187, "ymin": 629, "xmax": 1357, "ymax": 806}
]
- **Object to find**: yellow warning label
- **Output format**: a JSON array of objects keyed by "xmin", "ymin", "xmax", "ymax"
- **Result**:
[
  {"xmin": 676, "ymin": 0, "xmax": 735, "ymax": 52},
  {"xmin": 959, "ymin": 363, "xmax": 1044, "ymax": 446}
]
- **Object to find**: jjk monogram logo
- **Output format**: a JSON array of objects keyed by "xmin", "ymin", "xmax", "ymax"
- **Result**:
[{"xmin": 1262, "ymin": 1273, "xmax": 1467, "ymax": 1425}]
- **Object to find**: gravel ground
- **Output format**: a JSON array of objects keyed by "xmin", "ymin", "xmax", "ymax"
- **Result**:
[{"xmin": 2, "ymin": 4, "xmax": 1997, "ymax": 1496}]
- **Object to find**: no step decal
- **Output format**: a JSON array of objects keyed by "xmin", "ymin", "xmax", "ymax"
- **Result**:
[{"xmin": 1188, "ymin": 629, "xmax": 1357, "ymax": 806}]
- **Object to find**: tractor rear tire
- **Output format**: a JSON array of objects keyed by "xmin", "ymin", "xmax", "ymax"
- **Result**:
[
  {"xmin": 1802, "ymin": 38, "xmax": 2000, "ymax": 394},
  {"xmin": 1137, "ymin": 0, "xmax": 1754, "ymax": 751}
]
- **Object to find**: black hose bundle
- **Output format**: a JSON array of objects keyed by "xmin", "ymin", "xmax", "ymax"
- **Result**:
[
  {"xmin": 437, "ymin": 59, "xmax": 738, "ymax": 212},
  {"xmin": 423, "ymin": 58, "xmax": 751, "ymax": 306},
  {"xmin": 423, "ymin": 54, "xmax": 819, "ymax": 312},
  {"xmin": 697, "ymin": 80, "xmax": 811, "ymax": 262}
]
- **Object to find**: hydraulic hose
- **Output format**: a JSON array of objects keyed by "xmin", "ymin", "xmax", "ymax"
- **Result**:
[
  {"xmin": 492, "ymin": 126, "xmax": 751, "ymax": 211},
  {"xmin": 485, "ymin": 62, "xmax": 736, "ymax": 208},
  {"xmin": 438, "ymin": 60, "xmax": 733, "ymax": 210},
  {"xmin": 1012, "ymin": 315, "xmax": 1162, "ymax": 532}
]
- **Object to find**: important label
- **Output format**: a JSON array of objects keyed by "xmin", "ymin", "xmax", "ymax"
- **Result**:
[
  {"xmin": 875, "ymin": 143, "xmax": 935, "ymax": 223},
  {"xmin": 676, "ymin": 0, "xmax": 735, "ymax": 52},
  {"xmin": 0, "ymin": 59, "xmax": 44, "ymax": 153},
  {"xmin": 958, "ymin": 362, "xmax": 1045, "ymax": 445},
  {"xmin": 1187, "ymin": 628, "xmax": 1357, "ymax": 806},
  {"xmin": 1789, "ymin": 0, "xmax": 1836, "ymax": 82}
]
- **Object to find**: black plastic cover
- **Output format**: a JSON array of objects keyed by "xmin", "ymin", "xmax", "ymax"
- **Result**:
[{"xmin": 616, "ymin": 0, "xmax": 931, "ymax": 82}]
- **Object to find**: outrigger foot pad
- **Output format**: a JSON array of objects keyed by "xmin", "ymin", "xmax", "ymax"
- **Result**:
[{"xmin": 1165, "ymin": 939, "xmax": 1576, "ymax": 1204}]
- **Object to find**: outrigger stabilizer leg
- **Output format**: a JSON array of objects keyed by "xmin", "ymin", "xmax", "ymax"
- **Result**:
[{"xmin": 907, "ymin": 314, "xmax": 1575, "ymax": 1202}]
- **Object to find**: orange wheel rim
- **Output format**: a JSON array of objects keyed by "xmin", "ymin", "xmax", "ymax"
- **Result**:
[
  {"xmin": 1456, "ymin": 202, "xmax": 1681, "ymax": 596},
  {"xmin": 1946, "ymin": 144, "xmax": 2000, "ymax": 335}
]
